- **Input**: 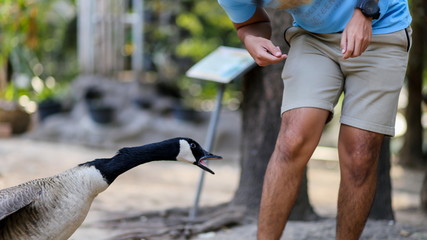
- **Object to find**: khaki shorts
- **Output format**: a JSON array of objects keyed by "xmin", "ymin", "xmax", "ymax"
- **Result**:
[{"xmin": 281, "ymin": 26, "xmax": 412, "ymax": 136}]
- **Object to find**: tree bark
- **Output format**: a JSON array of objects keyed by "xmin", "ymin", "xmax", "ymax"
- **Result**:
[
  {"xmin": 420, "ymin": 0, "xmax": 427, "ymax": 215},
  {"xmin": 398, "ymin": 0, "xmax": 427, "ymax": 215},
  {"xmin": 231, "ymin": 10, "xmax": 318, "ymax": 221},
  {"xmin": 399, "ymin": 0, "xmax": 425, "ymax": 167},
  {"xmin": 369, "ymin": 137, "xmax": 394, "ymax": 220},
  {"xmin": 422, "ymin": 174, "xmax": 427, "ymax": 213},
  {"xmin": 0, "ymin": 60, "xmax": 8, "ymax": 93}
]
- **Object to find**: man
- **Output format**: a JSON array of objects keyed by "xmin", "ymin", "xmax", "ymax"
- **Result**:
[{"xmin": 217, "ymin": 0, "xmax": 412, "ymax": 239}]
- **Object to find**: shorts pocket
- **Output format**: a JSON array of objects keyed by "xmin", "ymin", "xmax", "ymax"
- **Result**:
[
  {"xmin": 404, "ymin": 27, "xmax": 412, "ymax": 52},
  {"xmin": 283, "ymin": 26, "xmax": 292, "ymax": 46},
  {"xmin": 283, "ymin": 27, "xmax": 305, "ymax": 47}
]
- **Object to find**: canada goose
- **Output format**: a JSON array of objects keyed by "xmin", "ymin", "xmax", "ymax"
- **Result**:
[{"xmin": 0, "ymin": 138, "xmax": 221, "ymax": 240}]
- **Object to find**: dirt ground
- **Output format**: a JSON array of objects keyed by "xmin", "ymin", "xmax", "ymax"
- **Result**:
[{"xmin": 1, "ymin": 111, "xmax": 427, "ymax": 239}]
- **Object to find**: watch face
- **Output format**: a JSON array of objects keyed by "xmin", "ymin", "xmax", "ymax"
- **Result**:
[{"xmin": 363, "ymin": 1, "xmax": 379, "ymax": 15}]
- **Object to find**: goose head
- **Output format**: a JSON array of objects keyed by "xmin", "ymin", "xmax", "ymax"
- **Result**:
[
  {"xmin": 175, "ymin": 138, "xmax": 222, "ymax": 174},
  {"xmin": 81, "ymin": 138, "xmax": 222, "ymax": 184}
]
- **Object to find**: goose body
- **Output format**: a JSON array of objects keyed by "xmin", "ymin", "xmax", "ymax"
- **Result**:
[{"xmin": 0, "ymin": 138, "xmax": 221, "ymax": 240}]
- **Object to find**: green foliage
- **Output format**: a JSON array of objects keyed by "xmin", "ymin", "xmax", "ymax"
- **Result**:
[
  {"xmin": 173, "ymin": 0, "xmax": 242, "ymax": 109},
  {"xmin": 174, "ymin": 0, "xmax": 241, "ymax": 61},
  {"xmin": 143, "ymin": 0, "xmax": 242, "ymax": 110},
  {"xmin": 143, "ymin": 0, "xmax": 240, "ymax": 62},
  {"xmin": 0, "ymin": 0, "xmax": 53, "ymax": 65},
  {"xmin": 176, "ymin": 13, "xmax": 204, "ymax": 36},
  {"xmin": 176, "ymin": 38, "xmax": 220, "ymax": 61},
  {"xmin": 0, "ymin": 0, "xmax": 76, "ymax": 104},
  {"xmin": 0, "ymin": 0, "xmax": 242, "ymax": 110}
]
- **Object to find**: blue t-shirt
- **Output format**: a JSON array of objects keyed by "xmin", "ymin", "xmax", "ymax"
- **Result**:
[{"xmin": 218, "ymin": 0, "xmax": 412, "ymax": 34}]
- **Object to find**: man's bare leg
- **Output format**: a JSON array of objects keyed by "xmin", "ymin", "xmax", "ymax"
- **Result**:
[
  {"xmin": 257, "ymin": 108, "xmax": 329, "ymax": 240},
  {"xmin": 336, "ymin": 125, "xmax": 384, "ymax": 240}
]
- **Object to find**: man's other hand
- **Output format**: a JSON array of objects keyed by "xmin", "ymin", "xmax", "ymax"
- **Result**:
[{"xmin": 340, "ymin": 9, "xmax": 373, "ymax": 60}]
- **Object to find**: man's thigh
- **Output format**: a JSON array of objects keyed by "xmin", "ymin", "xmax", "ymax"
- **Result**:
[
  {"xmin": 340, "ymin": 28, "xmax": 411, "ymax": 136},
  {"xmin": 281, "ymin": 27, "xmax": 344, "ymax": 118}
]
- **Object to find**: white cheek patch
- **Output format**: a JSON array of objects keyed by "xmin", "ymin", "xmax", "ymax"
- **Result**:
[{"xmin": 176, "ymin": 140, "xmax": 197, "ymax": 164}]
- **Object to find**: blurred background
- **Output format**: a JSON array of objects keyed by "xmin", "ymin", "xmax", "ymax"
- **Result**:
[
  {"xmin": 0, "ymin": 0, "xmax": 426, "ymax": 239},
  {"xmin": 0, "ymin": 0, "xmax": 243, "ymax": 140}
]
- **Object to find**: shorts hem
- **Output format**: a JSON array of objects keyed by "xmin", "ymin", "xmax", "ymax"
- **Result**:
[
  {"xmin": 281, "ymin": 101, "xmax": 335, "ymax": 116},
  {"xmin": 341, "ymin": 115, "xmax": 395, "ymax": 136}
]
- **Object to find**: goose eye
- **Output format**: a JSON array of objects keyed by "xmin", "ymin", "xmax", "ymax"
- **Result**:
[{"xmin": 190, "ymin": 143, "xmax": 196, "ymax": 149}]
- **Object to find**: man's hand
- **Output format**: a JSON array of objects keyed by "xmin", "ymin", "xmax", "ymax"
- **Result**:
[
  {"xmin": 234, "ymin": 7, "xmax": 287, "ymax": 66},
  {"xmin": 243, "ymin": 34, "xmax": 287, "ymax": 66},
  {"xmin": 340, "ymin": 9, "xmax": 373, "ymax": 59}
]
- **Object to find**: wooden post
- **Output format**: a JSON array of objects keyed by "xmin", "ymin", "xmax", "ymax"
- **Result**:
[
  {"xmin": 77, "ymin": 0, "xmax": 126, "ymax": 76},
  {"xmin": 0, "ymin": 62, "xmax": 7, "ymax": 94},
  {"xmin": 132, "ymin": 0, "xmax": 144, "ymax": 82},
  {"xmin": 77, "ymin": 0, "xmax": 95, "ymax": 74}
]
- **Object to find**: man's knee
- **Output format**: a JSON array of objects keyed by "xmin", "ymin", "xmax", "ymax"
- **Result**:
[
  {"xmin": 275, "ymin": 133, "xmax": 306, "ymax": 162},
  {"xmin": 341, "ymin": 145, "xmax": 380, "ymax": 187},
  {"xmin": 339, "ymin": 126, "xmax": 383, "ymax": 186},
  {"xmin": 273, "ymin": 108, "xmax": 328, "ymax": 166}
]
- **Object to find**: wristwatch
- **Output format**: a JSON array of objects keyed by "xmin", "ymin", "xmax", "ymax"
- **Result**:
[{"xmin": 356, "ymin": 0, "xmax": 380, "ymax": 19}]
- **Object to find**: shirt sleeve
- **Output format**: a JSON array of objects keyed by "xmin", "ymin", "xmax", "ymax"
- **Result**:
[{"xmin": 217, "ymin": 0, "xmax": 257, "ymax": 23}]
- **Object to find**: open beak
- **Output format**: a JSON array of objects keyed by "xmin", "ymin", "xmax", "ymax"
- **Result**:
[{"xmin": 195, "ymin": 151, "xmax": 222, "ymax": 175}]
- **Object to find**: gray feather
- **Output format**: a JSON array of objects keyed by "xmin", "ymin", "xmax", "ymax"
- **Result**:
[{"xmin": 0, "ymin": 183, "xmax": 42, "ymax": 221}]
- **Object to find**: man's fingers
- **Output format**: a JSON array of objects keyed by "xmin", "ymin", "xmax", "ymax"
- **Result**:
[
  {"xmin": 340, "ymin": 31, "xmax": 347, "ymax": 54},
  {"xmin": 243, "ymin": 35, "xmax": 287, "ymax": 66},
  {"xmin": 342, "ymin": 35, "xmax": 354, "ymax": 59},
  {"xmin": 342, "ymin": 32, "xmax": 372, "ymax": 59},
  {"xmin": 352, "ymin": 39, "xmax": 362, "ymax": 57},
  {"xmin": 361, "ymin": 35, "xmax": 372, "ymax": 55},
  {"xmin": 255, "ymin": 51, "xmax": 287, "ymax": 66},
  {"xmin": 255, "ymin": 42, "xmax": 287, "ymax": 66},
  {"xmin": 264, "ymin": 44, "xmax": 283, "ymax": 57}
]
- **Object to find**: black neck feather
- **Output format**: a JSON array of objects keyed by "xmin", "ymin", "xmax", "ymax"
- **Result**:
[{"xmin": 82, "ymin": 139, "xmax": 180, "ymax": 184}]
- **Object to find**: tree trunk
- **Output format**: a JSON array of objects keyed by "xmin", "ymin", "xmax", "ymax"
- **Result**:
[
  {"xmin": 77, "ymin": 0, "xmax": 125, "ymax": 76},
  {"xmin": 369, "ymin": 137, "xmax": 394, "ymax": 220},
  {"xmin": 230, "ymin": 65, "xmax": 279, "ymax": 215},
  {"xmin": 231, "ymin": 10, "xmax": 318, "ymax": 221},
  {"xmin": 399, "ymin": 0, "xmax": 427, "ymax": 215},
  {"xmin": 399, "ymin": 0, "xmax": 425, "ymax": 167},
  {"xmin": 420, "ymin": 0, "xmax": 427, "ymax": 215},
  {"xmin": 422, "ymin": 174, "xmax": 427, "ymax": 214},
  {"xmin": 0, "ymin": 59, "xmax": 8, "ymax": 93}
]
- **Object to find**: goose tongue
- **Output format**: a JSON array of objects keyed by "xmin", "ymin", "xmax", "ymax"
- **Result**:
[{"xmin": 195, "ymin": 152, "xmax": 222, "ymax": 175}]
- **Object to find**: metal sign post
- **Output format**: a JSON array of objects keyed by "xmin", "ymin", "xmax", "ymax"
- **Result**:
[
  {"xmin": 185, "ymin": 46, "xmax": 255, "ymax": 222},
  {"xmin": 188, "ymin": 83, "xmax": 225, "ymax": 220}
]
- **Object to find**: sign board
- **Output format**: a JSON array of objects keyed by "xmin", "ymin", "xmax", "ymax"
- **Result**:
[{"xmin": 186, "ymin": 46, "xmax": 256, "ymax": 84}]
